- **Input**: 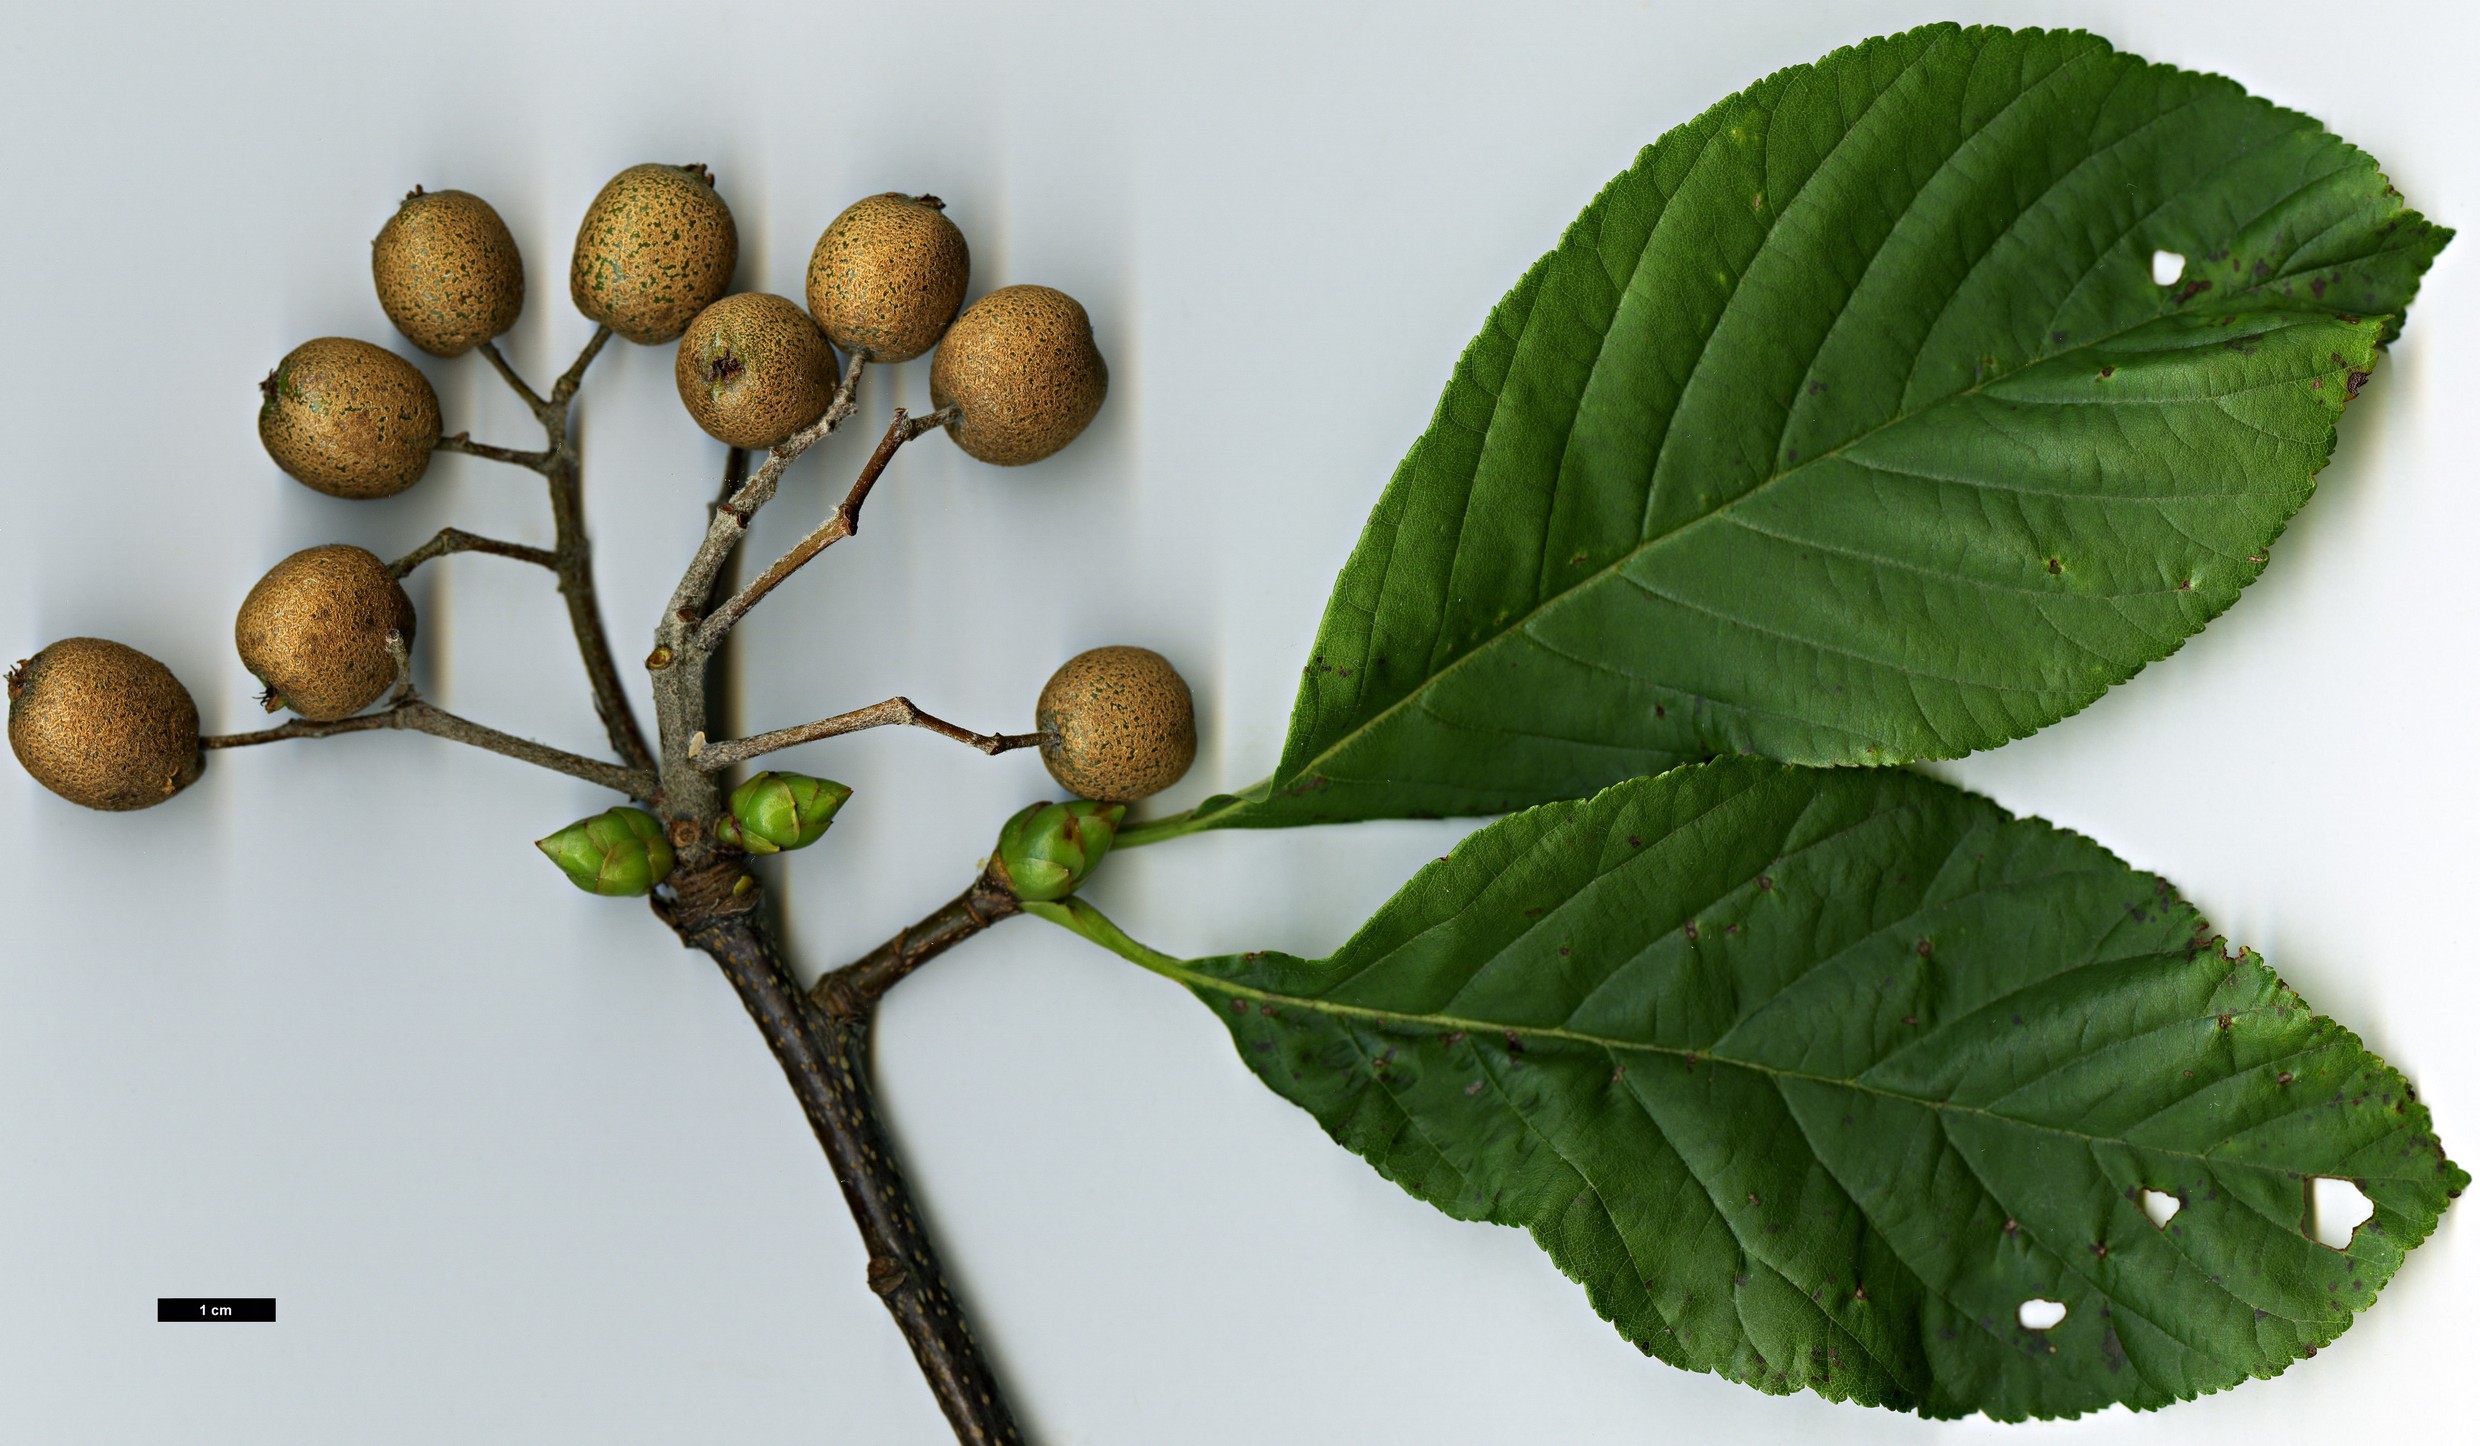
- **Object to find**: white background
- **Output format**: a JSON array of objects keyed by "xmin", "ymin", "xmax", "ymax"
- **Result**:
[{"xmin": 1, "ymin": 1, "xmax": 2470, "ymax": 1441}]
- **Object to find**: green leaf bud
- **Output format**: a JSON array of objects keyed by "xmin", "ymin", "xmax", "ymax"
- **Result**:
[
  {"xmin": 993, "ymin": 799, "xmax": 1126, "ymax": 902},
  {"xmin": 715, "ymin": 770, "xmax": 853, "ymax": 854},
  {"xmin": 537, "ymin": 807, "xmax": 677, "ymax": 896}
]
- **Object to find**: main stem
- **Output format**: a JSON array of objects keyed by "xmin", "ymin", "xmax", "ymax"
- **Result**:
[
  {"xmin": 670, "ymin": 884, "xmax": 1024, "ymax": 1445},
  {"xmin": 645, "ymin": 403, "xmax": 1027, "ymax": 1439}
]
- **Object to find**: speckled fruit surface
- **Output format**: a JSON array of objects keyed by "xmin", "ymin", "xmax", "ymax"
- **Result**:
[
  {"xmin": 1036, "ymin": 645, "xmax": 1195, "ymax": 801},
  {"xmin": 234, "ymin": 544, "xmax": 418, "ymax": 722},
  {"xmin": 257, "ymin": 337, "xmax": 441, "ymax": 499},
  {"xmin": 674, "ymin": 292, "xmax": 839, "ymax": 448},
  {"xmin": 569, "ymin": 163, "xmax": 738, "ymax": 344},
  {"xmin": 7, "ymin": 637, "xmax": 202, "ymax": 811},
  {"xmin": 372, "ymin": 187, "xmax": 525, "ymax": 356},
  {"xmin": 805, "ymin": 193, "xmax": 970, "ymax": 363},
  {"xmin": 929, "ymin": 285, "xmax": 1107, "ymax": 466}
]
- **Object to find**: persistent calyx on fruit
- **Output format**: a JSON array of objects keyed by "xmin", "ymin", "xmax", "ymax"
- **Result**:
[
  {"xmin": 675, "ymin": 293, "xmax": 839, "ymax": 448},
  {"xmin": 929, "ymin": 284, "xmax": 1107, "ymax": 465},
  {"xmin": 993, "ymin": 799, "xmax": 1124, "ymax": 902},
  {"xmin": 235, "ymin": 545, "xmax": 417, "ymax": 721},
  {"xmin": 805, "ymin": 193, "xmax": 969, "ymax": 363},
  {"xmin": 371, "ymin": 186, "xmax": 525, "ymax": 356},
  {"xmin": 7, "ymin": 638, "xmax": 203, "ymax": 811},
  {"xmin": 1036, "ymin": 645, "xmax": 1195, "ymax": 801},
  {"xmin": 537, "ymin": 807, "xmax": 675, "ymax": 896},
  {"xmin": 570, "ymin": 162, "xmax": 738, "ymax": 344},
  {"xmin": 258, "ymin": 337, "xmax": 442, "ymax": 499},
  {"xmin": 716, "ymin": 771, "xmax": 852, "ymax": 854}
]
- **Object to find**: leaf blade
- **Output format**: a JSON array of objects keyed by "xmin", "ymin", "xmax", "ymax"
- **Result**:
[
  {"xmin": 1202, "ymin": 25, "xmax": 2445, "ymax": 830},
  {"xmin": 1105, "ymin": 760, "xmax": 2461, "ymax": 1417}
]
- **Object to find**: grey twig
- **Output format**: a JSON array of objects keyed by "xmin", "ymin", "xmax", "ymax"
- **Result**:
[
  {"xmin": 692, "ymin": 405, "xmax": 956, "ymax": 650},
  {"xmin": 659, "ymin": 351, "xmax": 870, "ymax": 651}
]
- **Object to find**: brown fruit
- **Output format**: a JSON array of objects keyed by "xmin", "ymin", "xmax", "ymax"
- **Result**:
[
  {"xmin": 674, "ymin": 293, "xmax": 839, "ymax": 448},
  {"xmin": 569, "ymin": 163, "xmax": 738, "ymax": 344},
  {"xmin": 371, "ymin": 186, "xmax": 526, "ymax": 356},
  {"xmin": 805, "ymin": 193, "xmax": 970, "ymax": 363},
  {"xmin": 1035, "ymin": 646, "xmax": 1195, "ymax": 801},
  {"xmin": 7, "ymin": 638, "xmax": 203, "ymax": 811},
  {"xmin": 234, "ymin": 545, "xmax": 418, "ymax": 722},
  {"xmin": 929, "ymin": 285, "xmax": 1107, "ymax": 465},
  {"xmin": 258, "ymin": 338, "xmax": 442, "ymax": 499}
]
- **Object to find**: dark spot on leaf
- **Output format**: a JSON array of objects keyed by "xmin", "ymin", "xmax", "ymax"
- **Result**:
[
  {"xmin": 2278, "ymin": 1071, "xmax": 2294, "ymax": 1085},
  {"xmin": 1901, "ymin": 1015, "xmax": 1919, "ymax": 1027},
  {"xmin": 2311, "ymin": 276, "xmax": 2328, "ymax": 299},
  {"xmin": 2346, "ymin": 368, "xmax": 2372, "ymax": 399},
  {"xmin": 1628, "ymin": 835, "xmax": 1643, "ymax": 848},
  {"xmin": 2176, "ymin": 277, "xmax": 2213, "ymax": 304},
  {"xmin": 1915, "ymin": 938, "xmax": 1933, "ymax": 958},
  {"xmin": 1757, "ymin": 875, "xmax": 1774, "ymax": 892},
  {"xmin": 2096, "ymin": 365, "xmax": 2115, "ymax": 380}
]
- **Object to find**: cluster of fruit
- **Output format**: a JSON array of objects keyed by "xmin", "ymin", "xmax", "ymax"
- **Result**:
[{"xmin": 10, "ymin": 160, "xmax": 1195, "ymax": 912}]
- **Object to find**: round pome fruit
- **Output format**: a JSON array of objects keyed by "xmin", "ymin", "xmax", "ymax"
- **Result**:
[
  {"xmin": 929, "ymin": 285, "xmax": 1107, "ymax": 466},
  {"xmin": 570, "ymin": 162, "xmax": 738, "ymax": 344},
  {"xmin": 1035, "ymin": 645, "xmax": 1195, "ymax": 802},
  {"xmin": 371, "ymin": 186, "xmax": 526, "ymax": 357},
  {"xmin": 805, "ymin": 193, "xmax": 970, "ymax": 363},
  {"xmin": 235, "ymin": 544, "xmax": 418, "ymax": 722},
  {"xmin": 258, "ymin": 337, "xmax": 442, "ymax": 499},
  {"xmin": 7, "ymin": 638, "xmax": 203, "ymax": 811},
  {"xmin": 674, "ymin": 293, "xmax": 839, "ymax": 448}
]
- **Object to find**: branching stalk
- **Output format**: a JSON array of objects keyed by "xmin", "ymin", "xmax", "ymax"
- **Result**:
[
  {"xmin": 692, "ymin": 697, "xmax": 1041, "ymax": 773},
  {"xmin": 469, "ymin": 326, "xmax": 657, "ymax": 775}
]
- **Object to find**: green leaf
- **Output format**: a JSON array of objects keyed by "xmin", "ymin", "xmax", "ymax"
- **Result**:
[
  {"xmin": 1045, "ymin": 759, "xmax": 2462, "ymax": 1417},
  {"xmin": 1172, "ymin": 25, "xmax": 2445, "ymax": 834}
]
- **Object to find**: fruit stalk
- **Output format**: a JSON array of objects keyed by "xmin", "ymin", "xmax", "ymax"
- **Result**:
[
  {"xmin": 689, "ymin": 695, "xmax": 1040, "ymax": 773},
  {"xmin": 675, "ymin": 892, "xmax": 1025, "ymax": 1446},
  {"xmin": 200, "ymin": 695, "xmax": 654, "ymax": 797}
]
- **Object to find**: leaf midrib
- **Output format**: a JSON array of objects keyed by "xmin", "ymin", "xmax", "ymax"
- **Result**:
[
  {"xmin": 1239, "ymin": 293, "xmax": 2368, "ymax": 828},
  {"xmin": 1238, "ymin": 63, "xmax": 2392, "ymax": 824},
  {"xmin": 1176, "ymin": 958, "xmax": 2414, "ymax": 1181}
]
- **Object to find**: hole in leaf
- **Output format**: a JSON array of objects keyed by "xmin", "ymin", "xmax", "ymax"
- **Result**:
[
  {"xmin": 2151, "ymin": 249, "xmax": 2186, "ymax": 285},
  {"xmin": 2307, "ymin": 1177, "xmax": 2374, "ymax": 1250},
  {"xmin": 2018, "ymin": 1297, "xmax": 2067, "ymax": 1331},
  {"xmin": 2141, "ymin": 1189, "xmax": 2181, "ymax": 1228}
]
